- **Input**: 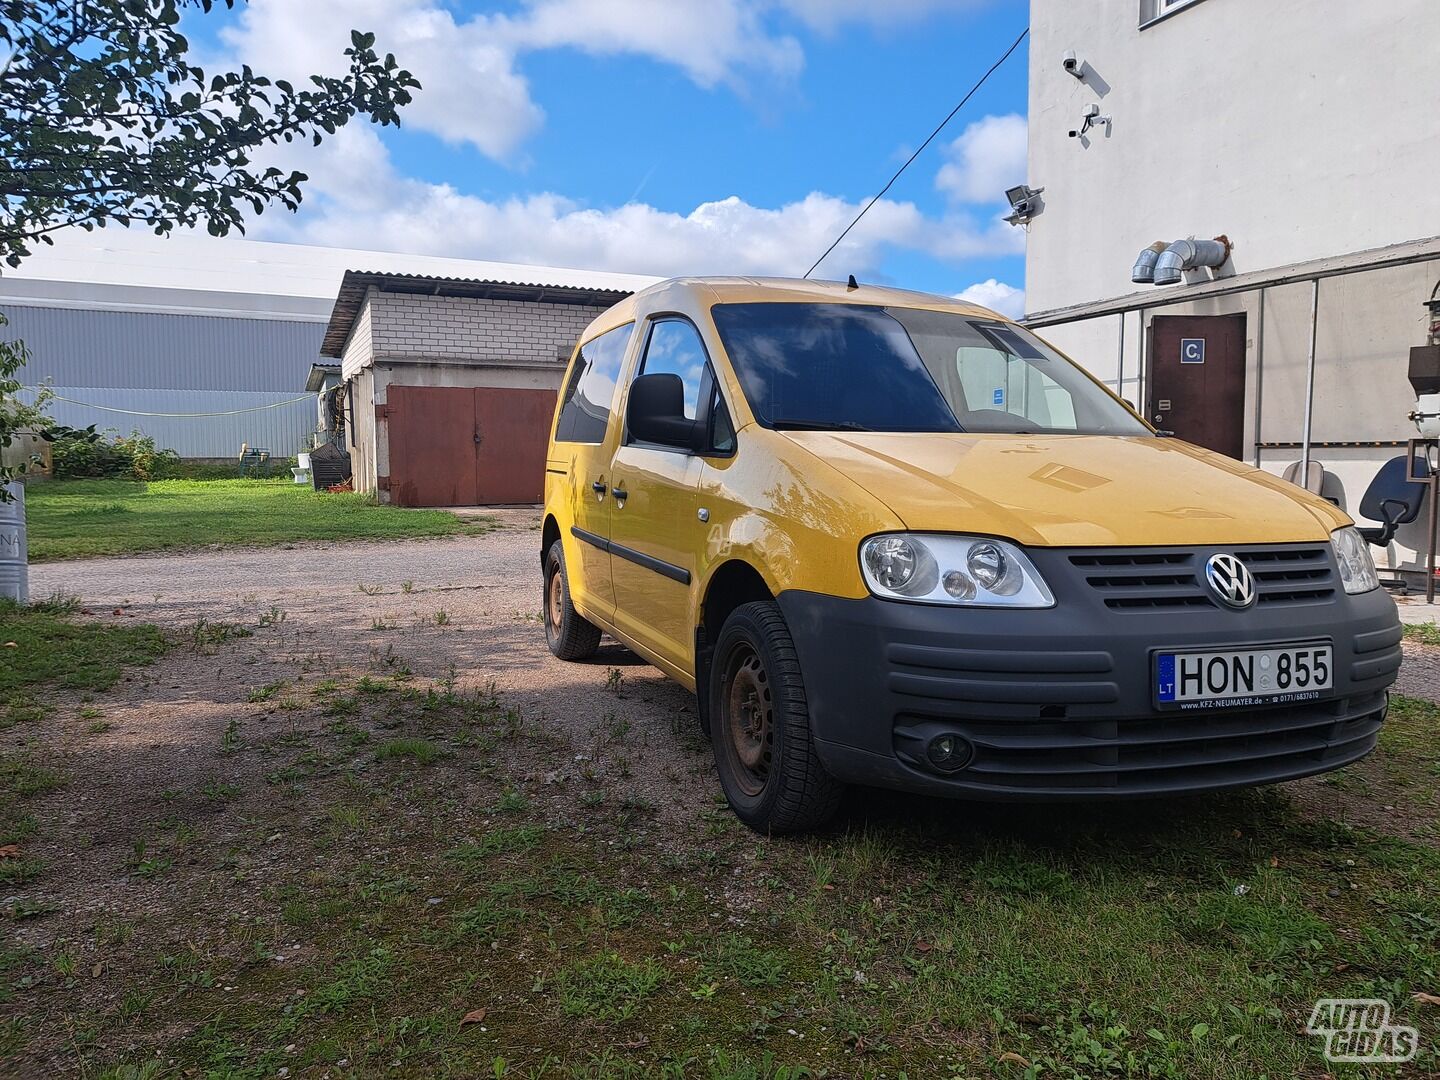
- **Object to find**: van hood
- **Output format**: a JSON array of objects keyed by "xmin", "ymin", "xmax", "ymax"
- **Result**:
[{"xmin": 781, "ymin": 433, "xmax": 1349, "ymax": 547}]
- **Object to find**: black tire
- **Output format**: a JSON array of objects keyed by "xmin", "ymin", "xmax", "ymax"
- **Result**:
[
  {"xmin": 708, "ymin": 601, "xmax": 844, "ymax": 834},
  {"xmin": 544, "ymin": 539, "xmax": 601, "ymax": 660}
]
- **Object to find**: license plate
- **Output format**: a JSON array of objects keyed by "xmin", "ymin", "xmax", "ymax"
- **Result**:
[{"xmin": 1155, "ymin": 642, "xmax": 1332, "ymax": 710}]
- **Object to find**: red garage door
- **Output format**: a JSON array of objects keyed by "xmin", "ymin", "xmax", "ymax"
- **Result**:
[{"xmin": 386, "ymin": 386, "xmax": 558, "ymax": 506}]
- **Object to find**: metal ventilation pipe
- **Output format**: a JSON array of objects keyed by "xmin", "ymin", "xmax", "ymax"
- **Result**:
[
  {"xmin": 1131, "ymin": 241, "xmax": 1167, "ymax": 284},
  {"xmin": 1152, "ymin": 236, "xmax": 1231, "ymax": 286}
]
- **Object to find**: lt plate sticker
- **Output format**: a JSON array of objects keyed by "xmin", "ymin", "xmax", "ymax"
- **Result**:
[{"xmin": 1156, "ymin": 643, "xmax": 1332, "ymax": 710}]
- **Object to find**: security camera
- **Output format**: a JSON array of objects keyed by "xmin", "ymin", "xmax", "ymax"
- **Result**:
[{"xmin": 1061, "ymin": 50, "xmax": 1084, "ymax": 78}]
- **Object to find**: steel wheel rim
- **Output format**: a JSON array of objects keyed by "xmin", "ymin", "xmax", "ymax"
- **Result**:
[
  {"xmin": 723, "ymin": 644, "xmax": 773, "ymax": 797},
  {"xmin": 547, "ymin": 569, "xmax": 564, "ymax": 635}
]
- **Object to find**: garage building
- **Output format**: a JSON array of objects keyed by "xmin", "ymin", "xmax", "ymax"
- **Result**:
[{"xmin": 321, "ymin": 269, "xmax": 653, "ymax": 506}]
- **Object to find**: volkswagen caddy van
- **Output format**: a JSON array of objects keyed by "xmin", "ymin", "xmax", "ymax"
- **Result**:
[{"xmin": 541, "ymin": 278, "xmax": 1401, "ymax": 834}]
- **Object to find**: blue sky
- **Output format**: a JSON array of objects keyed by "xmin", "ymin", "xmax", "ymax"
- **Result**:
[{"xmin": 191, "ymin": 0, "xmax": 1030, "ymax": 313}]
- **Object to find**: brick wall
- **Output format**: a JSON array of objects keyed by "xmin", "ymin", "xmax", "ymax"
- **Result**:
[{"xmin": 365, "ymin": 292, "xmax": 604, "ymax": 367}]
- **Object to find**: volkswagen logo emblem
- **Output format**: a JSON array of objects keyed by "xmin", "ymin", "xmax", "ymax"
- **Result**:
[{"xmin": 1205, "ymin": 553, "xmax": 1256, "ymax": 610}]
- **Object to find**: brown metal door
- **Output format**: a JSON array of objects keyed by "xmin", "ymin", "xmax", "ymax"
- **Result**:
[
  {"xmin": 1148, "ymin": 314, "xmax": 1247, "ymax": 458},
  {"xmin": 473, "ymin": 387, "xmax": 558, "ymax": 503},
  {"xmin": 387, "ymin": 386, "xmax": 477, "ymax": 507}
]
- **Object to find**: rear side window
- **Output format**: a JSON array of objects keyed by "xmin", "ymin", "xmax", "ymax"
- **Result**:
[{"xmin": 554, "ymin": 322, "xmax": 634, "ymax": 443}]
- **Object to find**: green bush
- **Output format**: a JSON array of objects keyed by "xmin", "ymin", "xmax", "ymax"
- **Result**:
[{"xmin": 51, "ymin": 429, "xmax": 178, "ymax": 480}]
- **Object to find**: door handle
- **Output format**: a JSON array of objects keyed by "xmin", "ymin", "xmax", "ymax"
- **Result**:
[
  {"xmin": 591, "ymin": 480, "xmax": 607, "ymax": 494},
  {"xmin": 612, "ymin": 486, "xmax": 628, "ymax": 501}
]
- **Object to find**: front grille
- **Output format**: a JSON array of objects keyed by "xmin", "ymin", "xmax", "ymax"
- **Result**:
[
  {"xmin": 894, "ymin": 691, "xmax": 1385, "ymax": 797},
  {"xmin": 1071, "ymin": 545, "xmax": 1335, "ymax": 610}
]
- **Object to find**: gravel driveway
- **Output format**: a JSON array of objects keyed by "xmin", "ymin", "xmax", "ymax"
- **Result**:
[{"xmin": 32, "ymin": 510, "xmax": 697, "ymax": 732}]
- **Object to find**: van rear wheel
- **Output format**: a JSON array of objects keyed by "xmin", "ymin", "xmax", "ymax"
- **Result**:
[
  {"xmin": 544, "ymin": 540, "xmax": 601, "ymax": 660},
  {"xmin": 709, "ymin": 601, "xmax": 843, "ymax": 834}
]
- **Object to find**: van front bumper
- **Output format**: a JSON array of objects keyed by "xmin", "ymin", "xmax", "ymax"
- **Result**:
[{"xmin": 777, "ymin": 546, "xmax": 1402, "ymax": 801}]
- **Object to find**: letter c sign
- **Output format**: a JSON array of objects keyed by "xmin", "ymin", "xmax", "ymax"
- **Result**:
[{"xmin": 1180, "ymin": 338, "xmax": 1205, "ymax": 364}]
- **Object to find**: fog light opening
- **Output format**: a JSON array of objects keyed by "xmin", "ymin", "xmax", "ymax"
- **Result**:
[{"xmin": 926, "ymin": 733, "xmax": 974, "ymax": 773}]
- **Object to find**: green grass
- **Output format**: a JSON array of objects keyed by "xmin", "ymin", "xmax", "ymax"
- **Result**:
[
  {"xmin": 25, "ymin": 478, "xmax": 495, "ymax": 561},
  {"xmin": 0, "ymin": 598, "xmax": 168, "ymax": 728},
  {"xmin": 9, "ymin": 666, "xmax": 1439, "ymax": 1078},
  {"xmin": 1402, "ymin": 621, "xmax": 1440, "ymax": 646}
]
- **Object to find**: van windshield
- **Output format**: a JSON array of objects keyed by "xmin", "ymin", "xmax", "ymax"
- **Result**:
[{"xmin": 710, "ymin": 302, "xmax": 1150, "ymax": 436}]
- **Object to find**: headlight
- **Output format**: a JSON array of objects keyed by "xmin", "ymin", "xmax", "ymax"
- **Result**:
[
  {"xmin": 859, "ymin": 534, "xmax": 1054, "ymax": 607},
  {"xmin": 1331, "ymin": 526, "xmax": 1380, "ymax": 595}
]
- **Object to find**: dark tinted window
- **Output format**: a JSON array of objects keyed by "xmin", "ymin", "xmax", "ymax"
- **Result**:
[
  {"xmin": 637, "ymin": 318, "xmax": 706, "ymax": 420},
  {"xmin": 554, "ymin": 323, "xmax": 633, "ymax": 443},
  {"xmin": 710, "ymin": 303, "xmax": 1148, "ymax": 436},
  {"xmin": 710, "ymin": 303, "xmax": 960, "ymax": 432}
]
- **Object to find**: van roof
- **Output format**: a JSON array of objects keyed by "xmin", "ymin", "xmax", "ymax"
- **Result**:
[{"xmin": 579, "ymin": 275, "xmax": 1005, "ymax": 343}]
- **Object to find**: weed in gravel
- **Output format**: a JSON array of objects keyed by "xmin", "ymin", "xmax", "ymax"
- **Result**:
[
  {"xmin": 1402, "ymin": 621, "xmax": 1440, "ymax": 645},
  {"xmin": 85, "ymin": 720, "xmax": 113, "ymax": 735},
  {"xmin": 126, "ymin": 842, "xmax": 172, "ymax": 880},
  {"xmin": 604, "ymin": 667, "xmax": 624, "ymax": 694},
  {"xmin": 0, "ymin": 856, "xmax": 45, "ymax": 886},
  {"xmin": 186, "ymin": 619, "xmax": 252, "ymax": 653},
  {"xmin": 258, "ymin": 605, "xmax": 286, "ymax": 627},
  {"xmin": 246, "ymin": 680, "xmax": 286, "ymax": 703},
  {"xmin": 218, "ymin": 719, "xmax": 242, "ymax": 755},
  {"xmin": 374, "ymin": 738, "xmax": 445, "ymax": 765},
  {"xmin": 434, "ymin": 608, "xmax": 451, "ymax": 626},
  {"xmin": 446, "ymin": 825, "xmax": 546, "ymax": 864},
  {"xmin": 198, "ymin": 779, "xmax": 239, "ymax": 803},
  {"xmin": 357, "ymin": 583, "xmax": 383, "ymax": 596},
  {"xmin": 494, "ymin": 788, "xmax": 529, "ymax": 814},
  {"xmin": 401, "ymin": 579, "xmax": 415, "ymax": 594},
  {"xmin": 554, "ymin": 951, "xmax": 663, "ymax": 1022}
]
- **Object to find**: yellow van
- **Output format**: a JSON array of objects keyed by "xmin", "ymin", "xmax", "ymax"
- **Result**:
[{"xmin": 541, "ymin": 278, "xmax": 1401, "ymax": 834}]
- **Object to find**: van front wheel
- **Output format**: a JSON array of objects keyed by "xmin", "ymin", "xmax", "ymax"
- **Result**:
[
  {"xmin": 709, "ymin": 601, "xmax": 843, "ymax": 834},
  {"xmin": 544, "ymin": 540, "xmax": 601, "ymax": 660}
]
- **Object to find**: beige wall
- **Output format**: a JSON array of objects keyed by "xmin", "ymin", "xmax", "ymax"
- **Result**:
[{"xmin": 1026, "ymin": 0, "xmax": 1440, "ymax": 313}]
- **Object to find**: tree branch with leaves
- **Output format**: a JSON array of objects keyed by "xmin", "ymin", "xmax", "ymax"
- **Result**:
[{"xmin": 0, "ymin": 0, "xmax": 420, "ymax": 491}]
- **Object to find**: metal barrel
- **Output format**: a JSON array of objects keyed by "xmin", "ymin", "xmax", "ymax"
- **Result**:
[{"xmin": 0, "ymin": 482, "xmax": 28, "ymax": 604}]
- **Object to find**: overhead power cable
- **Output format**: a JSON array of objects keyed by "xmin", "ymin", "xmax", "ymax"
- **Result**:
[
  {"xmin": 39, "ymin": 391, "xmax": 315, "ymax": 417},
  {"xmin": 802, "ymin": 25, "xmax": 1030, "ymax": 280}
]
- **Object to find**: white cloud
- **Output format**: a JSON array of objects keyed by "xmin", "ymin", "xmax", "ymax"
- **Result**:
[
  {"xmin": 496, "ymin": 0, "xmax": 803, "ymax": 89},
  {"xmin": 954, "ymin": 278, "xmax": 1025, "ymax": 318},
  {"xmin": 218, "ymin": 0, "xmax": 544, "ymax": 160},
  {"xmin": 935, "ymin": 112, "xmax": 1027, "ymax": 205},
  {"xmin": 246, "ymin": 127, "xmax": 1020, "ymax": 281},
  {"xmin": 778, "ymin": 0, "xmax": 988, "ymax": 32},
  {"xmin": 216, "ymin": 0, "xmax": 810, "ymax": 160},
  {"xmin": 217, "ymin": 1, "xmax": 1000, "ymax": 161}
]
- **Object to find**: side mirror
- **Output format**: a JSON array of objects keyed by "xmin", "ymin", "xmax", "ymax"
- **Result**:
[{"xmin": 627, "ymin": 373, "xmax": 701, "ymax": 451}]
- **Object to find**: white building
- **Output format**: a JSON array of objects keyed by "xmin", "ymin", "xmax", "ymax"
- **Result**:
[
  {"xmin": 0, "ymin": 231, "xmax": 651, "ymax": 460},
  {"xmin": 1022, "ymin": 0, "xmax": 1440, "ymax": 574}
]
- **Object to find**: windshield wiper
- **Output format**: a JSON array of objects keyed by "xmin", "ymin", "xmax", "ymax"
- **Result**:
[{"xmin": 769, "ymin": 418, "xmax": 874, "ymax": 432}]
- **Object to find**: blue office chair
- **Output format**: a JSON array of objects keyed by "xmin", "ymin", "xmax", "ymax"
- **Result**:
[{"xmin": 1356, "ymin": 455, "xmax": 1429, "ymax": 547}]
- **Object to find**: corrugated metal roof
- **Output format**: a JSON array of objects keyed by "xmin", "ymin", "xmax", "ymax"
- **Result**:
[
  {"xmin": 0, "ymin": 229, "xmax": 658, "ymax": 303},
  {"xmin": 320, "ymin": 270, "xmax": 639, "ymax": 358}
]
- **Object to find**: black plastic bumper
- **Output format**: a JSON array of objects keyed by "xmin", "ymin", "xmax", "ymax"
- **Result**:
[{"xmin": 777, "ymin": 553, "xmax": 1401, "ymax": 801}]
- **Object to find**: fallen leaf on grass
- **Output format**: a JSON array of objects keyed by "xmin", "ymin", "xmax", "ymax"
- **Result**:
[
  {"xmin": 459, "ymin": 1008, "xmax": 487, "ymax": 1027},
  {"xmin": 1414, "ymin": 992, "xmax": 1440, "ymax": 1007},
  {"xmin": 0, "ymin": 845, "xmax": 19, "ymax": 858},
  {"xmin": 998, "ymin": 1051, "xmax": 1032, "ymax": 1068},
  {"xmin": 914, "ymin": 940, "xmax": 933, "ymax": 953},
  {"xmin": 2, "ymin": 641, "xmax": 15, "ymax": 648}
]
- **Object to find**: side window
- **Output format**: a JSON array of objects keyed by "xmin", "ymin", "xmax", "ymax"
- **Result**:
[
  {"xmin": 554, "ymin": 323, "xmax": 634, "ymax": 443},
  {"xmin": 637, "ymin": 318, "xmax": 706, "ymax": 420}
]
